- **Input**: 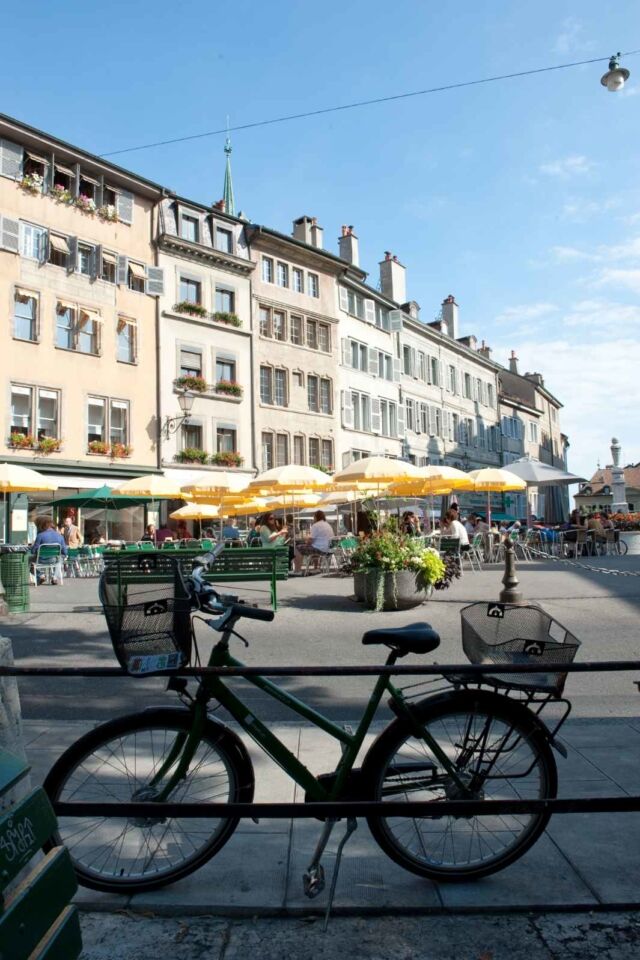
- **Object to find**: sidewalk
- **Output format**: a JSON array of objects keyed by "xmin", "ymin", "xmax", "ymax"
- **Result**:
[{"xmin": 22, "ymin": 713, "xmax": 640, "ymax": 917}]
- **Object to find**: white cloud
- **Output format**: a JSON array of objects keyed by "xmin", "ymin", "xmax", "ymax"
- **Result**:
[
  {"xmin": 552, "ymin": 18, "xmax": 595, "ymax": 55},
  {"xmin": 594, "ymin": 267, "xmax": 640, "ymax": 294},
  {"xmin": 562, "ymin": 196, "xmax": 619, "ymax": 221},
  {"xmin": 539, "ymin": 155, "xmax": 594, "ymax": 178},
  {"xmin": 550, "ymin": 245, "xmax": 598, "ymax": 263},
  {"xmin": 494, "ymin": 303, "xmax": 558, "ymax": 327}
]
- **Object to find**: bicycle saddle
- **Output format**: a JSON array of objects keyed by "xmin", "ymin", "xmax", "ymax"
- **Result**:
[{"xmin": 362, "ymin": 623, "xmax": 440, "ymax": 655}]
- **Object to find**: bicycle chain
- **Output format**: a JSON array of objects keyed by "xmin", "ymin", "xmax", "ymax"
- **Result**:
[{"xmin": 524, "ymin": 545, "xmax": 640, "ymax": 577}]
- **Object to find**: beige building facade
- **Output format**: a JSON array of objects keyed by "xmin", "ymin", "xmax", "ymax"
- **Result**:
[{"xmin": 0, "ymin": 114, "xmax": 163, "ymax": 539}]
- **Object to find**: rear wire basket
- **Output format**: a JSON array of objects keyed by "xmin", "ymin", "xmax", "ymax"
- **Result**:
[
  {"xmin": 460, "ymin": 602, "xmax": 580, "ymax": 696},
  {"xmin": 100, "ymin": 555, "xmax": 193, "ymax": 675}
]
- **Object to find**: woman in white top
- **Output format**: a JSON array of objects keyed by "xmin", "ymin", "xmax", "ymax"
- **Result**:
[
  {"xmin": 441, "ymin": 509, "xmax": 470, "ymax": 550},
  {"xmin": 294, "ymin": 510, "xmax": 335, "ymax": 572}
]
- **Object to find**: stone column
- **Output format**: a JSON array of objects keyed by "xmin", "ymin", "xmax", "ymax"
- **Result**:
[{"xmin": 610, "ymin": 437, "xmax": 628, "ymax": 514}]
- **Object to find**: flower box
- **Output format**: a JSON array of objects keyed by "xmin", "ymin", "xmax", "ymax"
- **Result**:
[
  {"xmin": 175, "ymin": 448, "xmax": 209, "ymax": 465},
  {"xmin": 210, "ymin": 451, "xmax": 244, "ymax": 467},
  {"xmin": 9, "ymin": 433, "xmax": 34, "ymax": 450},
  {"xmin": 214, "ymin": 380, "xmax": 242, "ymax": 398},
  {"xmin": 173, "ymin": 301, "xmax": 208, "ymax": 318},
  {"xmin": 175, "ymin": 375, "xmax": 207, "ymax": 393},
  {"xmin": 36, "ymin": 437, "xmax": 62, "ymax": 454},
  {"xmin": 18, "ymin": 173, "xmax": 43, "ymax": 195},
  {"xmin": 88, "ymin": 440, "xmax": 109, "ymax": 455},
  {"xmin": 97, "ymin": 204, "xmax": 118, "ymax": 222},
  {"xmin": 213, "ymin": 311, "xmax": 241, "ymax": 328},
  {"xmin": 50, "ymin": 184, "xmax": 73, "ymax": 204},
  {"xmin": 76, "ymin": 194, "xmax": 96, "ymax": 214},
  {"xmin": 110, "ymin": 443, "xmax": 132, "ymax": 459},
  {"xmin": 351, "ymin": 530, "xmax": 446, "ymax": 612}
]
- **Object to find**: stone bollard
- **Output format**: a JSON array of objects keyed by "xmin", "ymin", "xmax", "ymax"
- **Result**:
[
  {"xmin": 499, "ymin": 536, "xmax": 524, "ymax": 604},
  {"xmin": 0, "ymin": 635, "xmax": 30, "ymax": 811}
]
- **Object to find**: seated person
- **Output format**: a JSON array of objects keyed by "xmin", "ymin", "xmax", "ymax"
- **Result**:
[
  {"xmin": 440, "ymin": 509, "xmax": 470, "ymax": 552},
  {"xmin": 294, "ymin": 510, "xmax": 335, "ymax": 572},
  {"xmin": 464, "ymin": 513, "xmax": 477, "ymax": 536},
  {"xmin": 140, "ymin": 523, "xmax": 156, "ymax": 543},
  {"xmin": 155, "ymin": 524, "xmax": 174, "ymax": 543},
  {"xmin": 586, "ymin": 513, "xmax": 607, "ymax": 544},
  {"xmin": 222, "ymin": 518, "xmax": 241, "ymax": 541},
  {"xmin": 259, "ymin": 513, "xmax": 289, "ymax": 547},
  {"xmin": 401, "ymin": 511, "xmax": 421, "ymax": 536},
  {"xmin": 31, "ymin": 519, "xmax": 67, "ymax": 584}
]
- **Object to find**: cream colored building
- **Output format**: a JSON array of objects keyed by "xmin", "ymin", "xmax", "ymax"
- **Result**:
[
  {"xmin": 0, "ymin": 113, "xmax": 163, "ymax": 539},
  {"xmin": 156, "ymin": 196, "xmax": 255, "ymax": 484},
  {"xmin": 247, "ymin": 218, "xmax": 342, "ymax": 472}
]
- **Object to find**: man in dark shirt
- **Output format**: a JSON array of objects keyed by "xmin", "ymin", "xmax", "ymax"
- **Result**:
[{"xmin": 31, "ymin": 519, "xmax": 67, "ymax": 584}]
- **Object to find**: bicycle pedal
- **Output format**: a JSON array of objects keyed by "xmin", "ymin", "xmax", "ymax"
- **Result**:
[{"xmin": 303, "ymin": 864, "xmax": 325, "ymax": 898}]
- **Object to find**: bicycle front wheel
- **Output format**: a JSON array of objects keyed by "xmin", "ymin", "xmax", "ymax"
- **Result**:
[
  {"xmin": 361, "ymin": 690, "xmax": 557, "ymax": 882},
  {"xmin": 617, "ymin": 538, "xmax": 628, "ymax": 555},
  {"xmin": 44, "ymin": 708, "xmax": 254, "ymax": 893}
]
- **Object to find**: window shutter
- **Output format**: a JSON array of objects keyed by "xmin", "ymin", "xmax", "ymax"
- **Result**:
[
  {"xmin": 341, "ymin": 338, "xmax": 351, "ymax": 367},
  {"xmin": 145, "ymin": 265, "xmax": 165, "ymax": 296},
  {"xmin": 392, "ymin": 357, "xmax": 401, "ymax": 382},
  {"xmin": 396, "ymin": 401, "xmax": 405, "ymax": 438},
  {"xmin": 389, "ymin": 309, "xmax": 403, "ymax": 331},
  {"xmin": 116, "ymin": 189, "xmax": 134, "ymax": 224},
  {"xmin": 38, "ymin": 229, "xmax": 49, "ymax": 264},
  {"xmin": 364, "ymin": 298, "xmax": 376, "ymax": 324},
  {"xmin": 43, "ymin": 157, "xmax": 54, "ymax": 193},
  {"xmin": 0, "ymin": 215, "xmax": 20, "ymax": 252},
  {"xmin": 341, "ymin": 390, "xmax": 354, "ymax": 429},
  {"xmin": 67, "ymin": 236, "xmax": 78, "ymax": 273},
  {"xmin": 92, "ymin": 245, "xmax": 102, "ymax": 280},
  {"xmin": 368, "ymin": 347, "xmax": 378, "ymax": 376},
  {"xmin": 0, "ymin": 138, "xmax": 23, "ymax": 179},
  {"xmin": 95, "ymin": 176, "xmax": 103, "ymax": 209},
  {"xmin": 96, "ymin": 318, "xmax": 103, "ymax": 356},
  {"xmin": 72, "ymin": 164, "xmax": 80, "ymax": 198},
  {"xmin": 429, "ymin": 407, "xmax": 437, "ymax": 436},
  {"xmin": 338, "ymin": 286, "xmax": 349, "ymax": 312},
  {"xmin": 117, "ymin": 255, "xmax": 129, "ymax": 286},
  {"xmin": 371, "ymin": 398, "xmax": 381, "ymax": 433},
  {"xmin": 410, "ymin": 347, "xmax": 417, "ymax": 377},
  {"xmin": 415, "ymin": 404, "xmax": 422, "ymax": 434}
]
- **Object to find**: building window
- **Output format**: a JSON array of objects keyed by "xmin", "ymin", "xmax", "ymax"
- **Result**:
[
  {"xmin": 48, "ymin": 233, "xmax": 69, "ymax": 268},
  {"xmin": 306, "ymin": 319, "xmax": 318, "ymax": 349},
  {"xmin": 260, "ymin": 366, "xmax": 273, "ymax": 404},
  {"xmin": 487, "ymin": 383, "xmax": 494, "ymax": 407},
  {"xmin": 351, "ymin": 340, "xmax": 367, "ymax": 371},
  {"xmin": 179, "ymin": 348, "xmax": 202, "ymax": 378},
  {"xmin": 529, "ymin": 421, "xmax": 539, "ymax": 443},
  {"xmin": 321, "ymin": 439, "xmax": 333, "ymax": 470},
  {"xmin": 403, "ymin": 345, "xmax": 412, "ymax": 375},
  {"xmin": 182, "ymin": 422, "xmax": 203, "ymax": 450},
  {"xmin": 217, "ymin": 427, "xmax": 236, "ymax": 452},
  {"xmin": 262, "ymin": 257, "xmax": 273, "ymax": 283},
  {"xmin": 216, "ymin": 357, "xmax": 235, "ymax": 382},
  {"xmin": 117, "ymin": 316, "xmax": 136, "ymax": 364},
  {"xmin": 463, "ymin": 373, "xmax": 472, "ymax": 399},
  {"xmin": 23, "ymin": 152, "xmax": 46, "ymax": 182},
  {"xmin": 10, "ymin": 385, "xmax": 32, "ymax": 437},
  {"xmin": 307, "ymin": 273, "xmax": 319, "ymax": 297},
  {"xmin": 76, "ymin": 309, "xmax": 99, "ymax": 355},
  {"xmin": 375, "ymin": 304, "xmax": 390, "ymax": 331},
  {"xmin": 275, "ymin": 433, "xmax": 289, "ymax": 466},
  {"xmin": 274, "ymin": 369, "xmax": 287, "ymax": 406},
  {"xmin": 37, "ymin": 389, "xmax": 58, "ymax": 438},
  {"xmin": 347, "ymin": 289, "xmax": 364, "ymax": 319},
  {"xmin": 405, "ymin": 398, "xmax": 415, "ymax": 432},
  {"xmin": 318, "ymin": 323, "xmax": 330, "ymax": 352},
  {"xmin": 10, "ymin": 386, "xmax": 60, "ymax": 441},
  {"xmin": 19, "ymin": 223, "xmax": 47, "ymax": 261},
  {"xmin": 181, "ymin": 214, "xmax": 199, "ymax": 243},
  {"xmin": 430, "ymin": 357, "xmax": 439, "ymax": 386},
  {"xmin": 352, "ymin": 391, "xmax": 371, "ymax": 432},
  {"xmin": 128, "ymin": 262, "xmax": 145, "ymax": 293},
  {"xmin": 418, "ymin": 352, "xmax": 426, "ymax": 381},
  {"xmin": 101, "ymin": 251, "xmax": 116, "ymax": 283},
  {"xmin": 55, "ymin": 303, "xmax": 74, "ymax": 350},
  {"xmin": 215, "ymin": 287, "xmax": 234, "ymax": 313},
  {"xmin": 87, "ymin": 397, "xmax": 105, "ymax": 443},
  {"xmin": 308, "ymin": 437, "xmax": 320, "ymax": 466},
  {"xmin": 261, "ymin": 432, "xmax": 274, "ymax": 471},
  {"xmin": 179, "ymin": 277, "xmax": 201, "ymax": 304},
  {"xmin": 215, "ymin": 227, "xmax": 232, "ymax": 253},
  {"xmin": 378, "ymin": 352, "xmax": 392, "ymax": 380},
  {"xmin": 290, "ymin": 314, "xmax": 303, "ymax": 344},
  {"xmin": 293, "ymin": 435, "xmax": 305, "ymax": 464},
  {"xmin": 419, "ymin": 403, "xmax": 429, "ymax": 434},
  {"xmin": 13, "ymin": 290, "xmax": 38, "ymax": 342},
  {"xmin": 292, "ymin": 268, "xmax": 303, "ymax": 293},
  {"xmin": 319, "ymin": 378, "xmax": 332, "ymax": 414},
  {"xmin": 273, "ymin": 310, "xmax": 286, "ymax": 341},
  {"xmin": 307, "ymin": 375, "xmax": 319, "ymax": 412},
  {"xmin": 448, "ymin": 365, "xmax": 457, "ymax": 393},
  {"xmin": 259, "ymin": 306, "xmax": 271, "ymax": 337},
  {"xmin": 109, "ymin": 400, "xmax": 129, "ymax": 446},
  {"xmin": 77, "ymin": 243, "xmax": 94, "ymax": 276},
  {"xmin": 276, "ymin": 262, "xmax": 289, "ymax": 287}
]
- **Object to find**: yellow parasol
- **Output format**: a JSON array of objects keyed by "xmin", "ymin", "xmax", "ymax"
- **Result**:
[
  {"xmin": 248, "ymin": 464, "xmax": 332, "ymax": 493},
  {"xmin": 0, "ymin": 463, "xmax": 58, "ymax": 493},
  {"xmin": 223, "ymin": 497, "xmax": 269, "ymax": 517},
  {"xmin": 181, "ymin": 472, "xmax": 249, "ymax": 501},
  {"xmin": 111, "ymin": 474, "xmax": 185, "ymax": 498},
  {"xmin": 467, "ymin": 468, "xmax": 526, "ymax": 527},
  {"xmin": 169, "ymin": 502, "xmax": 221, "ymax": 521},
  {"xmin": 266, "ymin": 491, "xmax": 323, "ymax": 511},
  {"xmin": 332, "ymin": 456, "xmax": 421, "ymax": 487}
]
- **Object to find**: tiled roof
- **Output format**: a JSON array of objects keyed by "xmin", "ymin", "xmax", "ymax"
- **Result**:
[{"xmin": 577, "ymin": 465, "xmax": 640, "ymax": 495}]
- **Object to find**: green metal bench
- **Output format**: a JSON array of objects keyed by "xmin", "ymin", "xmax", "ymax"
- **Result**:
[
  {"xmin": 103, "ymin": 547, "xmax": 289, "ymax": 609},
  {"xmin": 0, "ymin": 749, "xmax": 82, "ymax": 959}
]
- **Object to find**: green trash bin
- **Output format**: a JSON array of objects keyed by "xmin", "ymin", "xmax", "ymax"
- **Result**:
[{"xmin": 0, "ymin": 550, "xmax": 30, "ymax": 613}]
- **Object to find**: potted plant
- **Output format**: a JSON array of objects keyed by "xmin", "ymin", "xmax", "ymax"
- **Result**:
[
  {"xmin": 18, "ymin": 172, "xmax": 43, "ymax": 194},
  {"xmin": 173, "ymin": 301, "xmax": 208, "ymax": 318},
  {"xmin": 50, "ymin": 183, "xmax": 73, "ymax": 204},
  {"xmin": 88, "ymin": 440, "xmax": 109, "ymax": 455},
  {"xmin": 76, "ymin": 194, "xmax": 96, "ymax": 214},
  {"xmin": 9, "ymin": 432, "xmax": 34, "ymax": 450},
  {"xmin": 351, "ymin": 530, "xmax": 446, "ymax": 611},
  {"xmin": 214, "ymin": 379, "xmax": 242, "ymax": 397},
  {"xmin": 110, "ymin": 442, "xmax": 132, "ymax": 459},
  {"xmin": 97, "ymin": 204, "xmax": 118, "ymax": 222},
  {"xmin": 175, "ymin": 375, "xmax": 207, "ymax": 393},
  {"xmin": 174, "ymin": 448, "xmax": 209, "ymax": 465},
  {"xmin": 213, "ymin": 311, "xmax": 242, "ymax": 327},
  {"xmin": 36, "ymin": 437, "xmax": 62, "ymax": 454},
  {"xmin": 210, "ymin": 451, "xmax": 244, "ymax": 467}
]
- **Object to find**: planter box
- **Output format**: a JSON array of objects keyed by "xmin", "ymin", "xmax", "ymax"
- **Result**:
[
  {"xmin": 357, "ymin": 569, "xmax": 432, "ymax": 611},
  {"xmin": 621, "ymin": 531, "xmax": 640, "ymax": 555}
]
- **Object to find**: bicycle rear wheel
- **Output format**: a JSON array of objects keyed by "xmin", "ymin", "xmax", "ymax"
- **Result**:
[
  {"xmin": 361, "ymin": 690, "xmax": 557, "ymax": 882},
  {"xmin": 44, "ymin": 708, "xmax": 254, "ymax": 893}
]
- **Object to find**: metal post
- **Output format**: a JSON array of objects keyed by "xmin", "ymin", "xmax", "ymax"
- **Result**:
[{"xmin": 499, "ymin": 536, "xmax": 523, "ymax": 604}]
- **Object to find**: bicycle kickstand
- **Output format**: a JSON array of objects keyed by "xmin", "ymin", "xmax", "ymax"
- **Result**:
[
  {"xmin": 323, "ymin": 817, "xmax": 358, "ymax": 932},
  {"xmin": 303, "ymin": 817, "xmax": 337, "ymax": 899}
]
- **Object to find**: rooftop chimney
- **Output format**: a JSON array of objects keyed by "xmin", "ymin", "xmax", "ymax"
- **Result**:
[
  {"xmin": 310, "ymin": 217, "xmax": 324, "ymax": 249},
  {"xmin": 524, "ymin": 372, "xmax": 544, "ymax": 386},
  {"xmin": 457, "ymin": 334, "xmax": 477, "ymax": 351},
  {"xmin": 477, "ymin": 339, "xmax": 492, "ymax": 360},
  {"xmin": 441, "ymin": 295, "xmax": 459, "ymax": 340},
  {"xmin": 379, "ymin": 252, "xmax": 406, "ymax": 304},
  {"xmin": 292, "ymin": 216, "xmax": 314, "ymax": 245},
  {"xmin": 338, "ymin": 225, "xmax": 359, "ymax": 266},
  {"xmin": 509, "ymin": 350, "xmax": 519, "ymax": 375}
]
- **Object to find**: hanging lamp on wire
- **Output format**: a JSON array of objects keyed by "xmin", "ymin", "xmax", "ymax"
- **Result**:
[{"xmin": 600, "ymin": 53, "xmax": 630, "ymax": 92}]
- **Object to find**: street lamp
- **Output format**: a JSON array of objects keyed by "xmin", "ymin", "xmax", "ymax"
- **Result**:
[
  {"xmin": 601, "ymin": 53, "xmax": 630, "ymax": 92},
  {"xmin": 162, "ymin": 390, "xmax": 195, "ymax": 438}
]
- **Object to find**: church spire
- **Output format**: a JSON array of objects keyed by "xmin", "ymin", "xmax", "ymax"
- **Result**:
[{"xmin": 223, "ymin": 137, "xmax": 235, "ymax": 216}]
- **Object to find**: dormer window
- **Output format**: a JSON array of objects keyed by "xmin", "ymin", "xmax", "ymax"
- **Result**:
[{"xmin": 53, "ymin": 162, "xmax": 74, "ymax": 192}]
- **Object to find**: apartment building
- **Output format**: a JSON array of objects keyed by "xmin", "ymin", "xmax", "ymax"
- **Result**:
[
  {"xmin": 0, "ymin": 113, "xmax": 164, "ymax": 537},
  {"xmin": 247, "ymin": 217, "xmax": 342, "ymax": 472},
  {"xmin": 156, "ymin": 195, "xmax": 254, "ymax": 482}
]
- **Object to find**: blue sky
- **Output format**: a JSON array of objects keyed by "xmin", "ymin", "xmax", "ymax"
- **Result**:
[{"xmin": 2, "ymin": 2, "xmax": 639, "ymax": 479}]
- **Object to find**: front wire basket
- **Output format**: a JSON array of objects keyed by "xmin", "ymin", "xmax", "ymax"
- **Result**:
[
  {"xmin": 100, "ymin": 554, "xmax": 193, "ymax": 675},
  {"xmin": 460, "ymin": 601, "xmax": 580, "ymax": 697}
]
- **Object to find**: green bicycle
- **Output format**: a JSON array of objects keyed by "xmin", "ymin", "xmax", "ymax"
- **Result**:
[{"xmin": 44, "ymin": 550, "xmax": 579, "ymax": 895}]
